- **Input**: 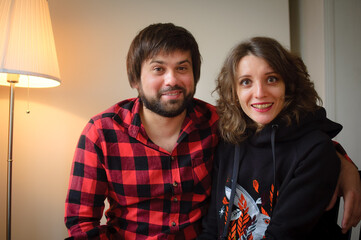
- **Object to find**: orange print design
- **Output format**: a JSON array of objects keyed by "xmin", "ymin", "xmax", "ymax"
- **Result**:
[
  {"xmin": 226, "ymin": 194, "xmax": 252, "ymax": 239},
  {"xmin": 223, "ymin": 179, "xmax": 278, "ymax": 240},
  {"xmin": 269, "ymin": 184, "xmax": 279, "ymax": 211},
  {"xmin": 253, "ymin": 180, "xmax": 259, "ymax": 193},
  {"xmin": 223, "ymin": 196, "xmax": 230, "ymax": 225}
]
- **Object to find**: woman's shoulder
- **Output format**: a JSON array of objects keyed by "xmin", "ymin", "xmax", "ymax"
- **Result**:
[
  {"xmin": 297, "ymin": 129, "xmax": 335, "ymax": 148},
  {"xmin": 292, "ymin": 129, "xmax": 339, "ymax": 169}
]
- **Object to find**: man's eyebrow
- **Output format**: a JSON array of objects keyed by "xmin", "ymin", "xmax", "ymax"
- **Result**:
[
  {"xmin": 149, "ymin": 59, "xmax": 192, "ymax": 65},
  {"xmin": 149, "ymin": 59, "xmax": 164, "ymax": 64},
  {"xmin": 178, "ymin": 59, "xmax": 191, "ymax": 65}
]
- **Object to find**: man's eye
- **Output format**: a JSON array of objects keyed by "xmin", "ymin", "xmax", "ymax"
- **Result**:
[
  {"xmin": 178, "ymin": 65, "xmax": 190, "ymax": 72},
  {"xmin": 153, "ymin": 67, "xmax": 163, "ymax": 72}
]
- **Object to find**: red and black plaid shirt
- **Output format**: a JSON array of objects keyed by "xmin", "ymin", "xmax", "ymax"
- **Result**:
[{"xmin": 65, "ymin": 98, "xmax": 219, "ymax": 239}]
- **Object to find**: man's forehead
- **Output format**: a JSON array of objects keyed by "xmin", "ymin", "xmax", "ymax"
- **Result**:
[
  {"xmin": 151, "ymin": 48, "xmax": 190, "ymax": 57},
  {"xmin": 145, "ymin": 50, "xmax": 192, "ymax": 63}
]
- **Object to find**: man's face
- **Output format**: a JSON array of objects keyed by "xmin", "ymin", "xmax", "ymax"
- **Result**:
[{"xmin": 135, "ymin": 50, "xmax": 195, "ymax": 118}]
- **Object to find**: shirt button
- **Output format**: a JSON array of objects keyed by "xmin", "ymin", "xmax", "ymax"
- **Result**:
[
  {"xmin": 173, "ymin": 181, "xmax": 178, "ymax": 187},
  {"xmin": 171, "ymin": 156, "xmax": 175, "ymax": 161},
  {"xmin": 173, "ymin": 197, "xmax": 178, "ymax": 202},
  {"xmin": 171, "ymin": 222, "xmax": 176, "ymax": 226}
]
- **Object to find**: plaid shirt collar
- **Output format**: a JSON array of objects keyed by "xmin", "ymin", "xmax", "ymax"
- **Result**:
[{"xmin": 112, "ymin": 97, "xmax": 218, "ymax": 151}]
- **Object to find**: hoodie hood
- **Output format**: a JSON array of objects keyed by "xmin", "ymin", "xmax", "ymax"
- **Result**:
[{"xmin": 248, "ymin": 107, "xmax": 342, "ymax": 146}]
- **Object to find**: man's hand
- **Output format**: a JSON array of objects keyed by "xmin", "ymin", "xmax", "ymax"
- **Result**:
[{"xmin": 326, "ymin": 153, "xmax": 361, "ymax": 233}]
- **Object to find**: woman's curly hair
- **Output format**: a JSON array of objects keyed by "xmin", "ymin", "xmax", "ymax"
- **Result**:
[{"xmin": 216, "ymin": 37, "xmax": 322, "ymax": 144}]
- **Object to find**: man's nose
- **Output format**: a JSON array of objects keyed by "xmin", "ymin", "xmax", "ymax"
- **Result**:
[{"xmin": 164, "ymin": 70, "xmax": 177, "ymax": 86}]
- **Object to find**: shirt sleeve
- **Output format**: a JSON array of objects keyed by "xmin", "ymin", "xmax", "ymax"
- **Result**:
[
  {"xmin": 64, "ymin": 121, "xmax": 119, "ymax": 239},
  {"xmin": 333, "ymin": 140, "xmax": 354, "ymax": 163},
  {"xmin": 265, "ymin": 136, "xmax": 340, "ymax": 239}
]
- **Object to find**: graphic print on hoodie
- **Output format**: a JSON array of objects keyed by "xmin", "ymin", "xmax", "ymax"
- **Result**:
[{"xmin": 220, "ymin": 179, "xmax": 277, "ymax": 240}]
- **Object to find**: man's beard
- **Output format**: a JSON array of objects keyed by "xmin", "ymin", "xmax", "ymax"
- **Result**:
[{"xmin": 139, "ymin": 86, "xmax": 194, "ymax": 118}]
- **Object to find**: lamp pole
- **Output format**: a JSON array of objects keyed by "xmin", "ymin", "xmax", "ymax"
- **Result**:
[
  {"xmin": 1, "ymin": 1, "xmax": 61, "ymax": 238},
  {"xmin": 6, "ymin": 75, "xmax": 18, "ymax": 240}
]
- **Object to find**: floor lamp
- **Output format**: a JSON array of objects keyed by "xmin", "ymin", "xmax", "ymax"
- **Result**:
[{"xmin": 0, "ymin": 0, "xmax": 61, "ymax": 239}]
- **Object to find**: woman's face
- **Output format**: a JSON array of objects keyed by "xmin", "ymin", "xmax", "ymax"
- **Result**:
[{"xmin": 236, "ymin": 54, "xmax": 285, "ymax": 127}]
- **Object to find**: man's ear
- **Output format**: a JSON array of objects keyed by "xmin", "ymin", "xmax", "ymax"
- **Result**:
[{"xmin": 131, "ymin": 82, "xmax": 139, "ymax": 90}]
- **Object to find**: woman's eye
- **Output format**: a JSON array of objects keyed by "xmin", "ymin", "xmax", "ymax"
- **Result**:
[
  {"xmin": 267, "ymin": 76, "xmax": 278, "ymax": 83},
  {"xmin": 240, "ymin": 79, "xmax": 251, "ymax": 86}
]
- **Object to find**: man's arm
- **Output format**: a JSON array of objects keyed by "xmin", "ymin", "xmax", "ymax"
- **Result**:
[
  {"xmin": 326, "ymin": 152, "xmax": 361, "ymax": 233},
  {"xmin": 65, "ymin": 122, "xmax": 118, "ymax": 239}
]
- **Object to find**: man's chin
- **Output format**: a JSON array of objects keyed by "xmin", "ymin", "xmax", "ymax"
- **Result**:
[
  {"xmin": 155, "ymin": 106, "xmax": 186, "ymax": 118},
  {"xmin": 140, "ymin": 94, "xmax": 193, "ymax": 118}
]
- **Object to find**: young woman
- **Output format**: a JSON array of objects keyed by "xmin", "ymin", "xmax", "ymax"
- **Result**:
[{"xmin": 199, "ymin": 37, "xmax": 344, "ymax": 239}]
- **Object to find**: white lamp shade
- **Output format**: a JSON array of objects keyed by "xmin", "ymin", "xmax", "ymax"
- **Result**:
[{"xmin": 0, "ymin": 0, "xmax": 60, "ymax": 88}]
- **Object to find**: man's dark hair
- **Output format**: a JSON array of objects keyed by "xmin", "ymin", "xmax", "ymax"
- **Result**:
[{"xmin": 126, "ymin": 23, "xmax": 202, "ymax": 87}]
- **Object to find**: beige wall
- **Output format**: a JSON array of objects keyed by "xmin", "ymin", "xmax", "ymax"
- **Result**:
[
  {"xmin": 289, "ymin": 0, "xmax": 325, "ymax": 100},
  {"xmin": 0, "ymin": 0, "xmax": 290, "ymax": 239}
]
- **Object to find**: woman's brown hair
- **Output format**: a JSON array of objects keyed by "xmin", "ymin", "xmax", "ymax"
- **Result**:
[{"xmin": 216, "ymin": 37, "xmax": 322, "ymax": 144}]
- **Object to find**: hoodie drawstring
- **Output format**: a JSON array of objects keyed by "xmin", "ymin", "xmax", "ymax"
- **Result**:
[
  {"xmin": 271, "ymin": 124, "xmax": 278, "ymax": 217},
  {"xmin": 221, "ymin": 144, "xmax": 243, "ymax": 240}
]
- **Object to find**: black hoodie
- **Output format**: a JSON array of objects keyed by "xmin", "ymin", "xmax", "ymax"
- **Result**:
[{"xmin": 199, "ymin": 108, "xmax": 343, "ymax": 240}]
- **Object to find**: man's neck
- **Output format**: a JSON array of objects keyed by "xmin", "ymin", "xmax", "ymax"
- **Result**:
[{"xmin": 139, "ymin": 105, "xmax": 186, "ymax": 153}]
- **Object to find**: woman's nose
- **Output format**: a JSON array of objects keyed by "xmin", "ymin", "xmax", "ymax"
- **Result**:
[{"xmin": 255, "ymin": 82, "xmax": 266, "ymax": 98}]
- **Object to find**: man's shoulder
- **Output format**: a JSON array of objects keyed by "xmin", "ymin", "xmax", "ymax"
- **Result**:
[
  {"xmin": 192, "ymin": 98, "xmax": 216, "ymax": 110},
  {"xmin": 191, "ymin": 98, "xmax": 218, "ymax": 125},
  {"xmin": 91, "ymin": 98, "xmax": 138, "ymax": 122}
]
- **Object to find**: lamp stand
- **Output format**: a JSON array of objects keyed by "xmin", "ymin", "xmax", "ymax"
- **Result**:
[{"xmin": 6, "ymin": 76, "xmax": 18, "ymax": 240}]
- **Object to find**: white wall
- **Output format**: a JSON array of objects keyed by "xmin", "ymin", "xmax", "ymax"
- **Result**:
[
  {"xmin": 333, "ymin": 1, "xmax": 361, "ymax": 238},
  {"xmin": 333, "ymin": 0, "xmax": 361, "ymax": 168},
  {"xmin": 290, "ymin": 0, "xmax": 361, "ymax": 170},
  {"xmin": 290, "ymin": 1, "xmax": 361, "ymax": 239},
  {"xmin": 0, "ymin": 0, "xmax": 290, "ymax": 239}
]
